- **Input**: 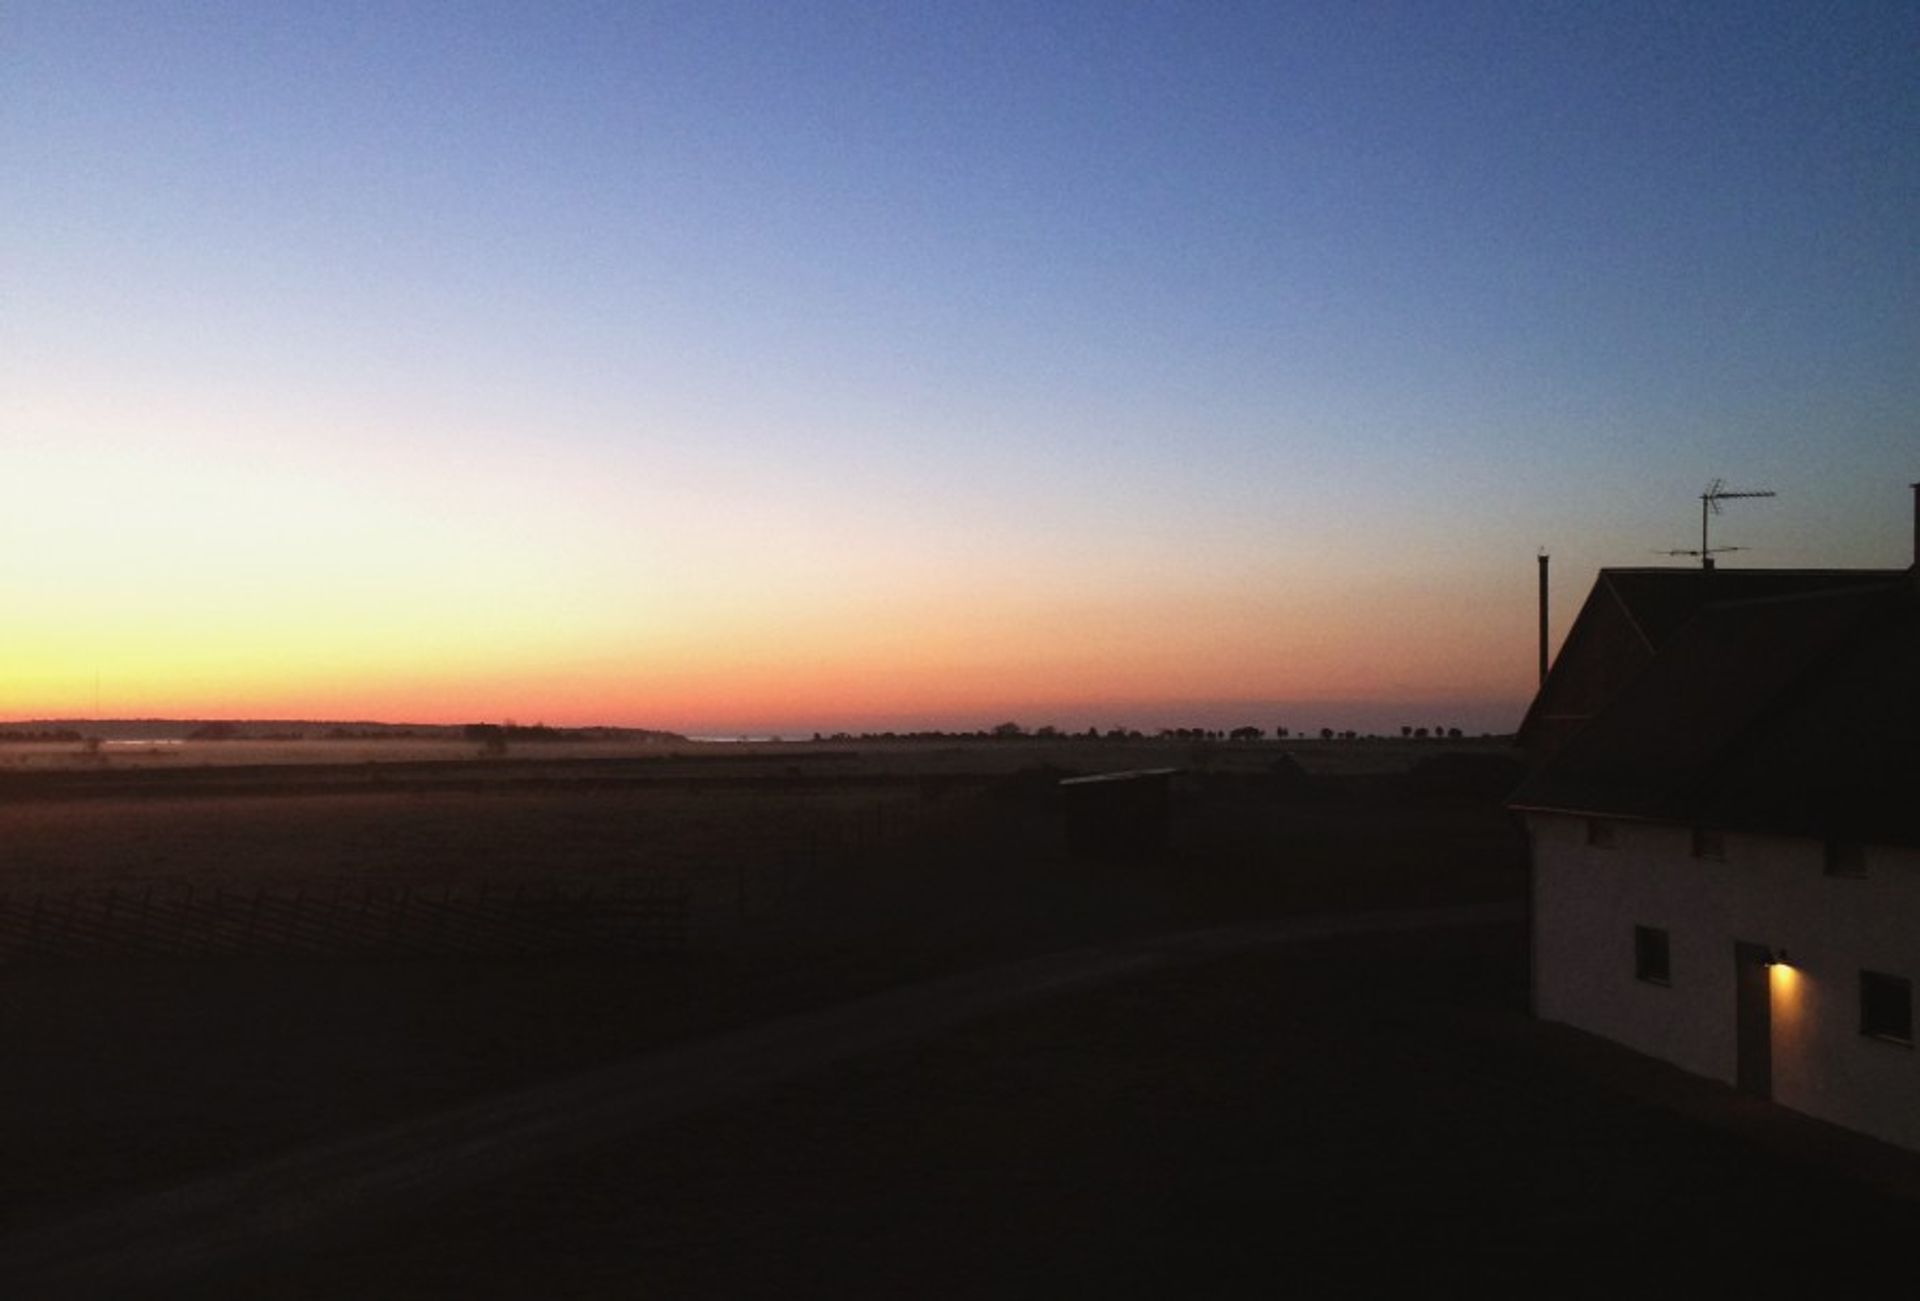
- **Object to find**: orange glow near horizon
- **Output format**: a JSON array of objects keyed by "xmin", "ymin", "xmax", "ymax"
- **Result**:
[
  {"xmin": 6, "ymin": 574, "xmax": 1534, "ymax": 734},
  {"xmin": 5, "ymin": 429, "xmax": 1536, "ymax": 734},
  {"xmin": 4, "ymin": 584, "xmax": 1530, "ymax": 732}
]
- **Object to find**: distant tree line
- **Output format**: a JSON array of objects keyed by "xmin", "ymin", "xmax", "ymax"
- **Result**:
[
  {"xmin": 801, "ymin": 723, "xmax": 1488, "ymax": 744},
  {"xmin": 464, "ymin": 723, "xmax": 564, "ymax": 744},
  {"xmin": 185, "ymin": 722, "xmax": 309, "ymax": 741},
  {"xmin": 0, "ymin": 720, "xmax": 685, "ymax": 745},
  {"xmin": 461, "ymin": 722, "xmax": 656, "ymax": 747}
]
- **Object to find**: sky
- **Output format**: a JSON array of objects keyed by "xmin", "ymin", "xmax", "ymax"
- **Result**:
[{"xmin": 3, "ymin": 1, "xmax": 1916, "ymax": 736}]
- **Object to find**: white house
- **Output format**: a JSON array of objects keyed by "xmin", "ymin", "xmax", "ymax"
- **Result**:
[{"xmin": 1512, "ymin": 539, "xmax": 1920, "ymax": 1152}]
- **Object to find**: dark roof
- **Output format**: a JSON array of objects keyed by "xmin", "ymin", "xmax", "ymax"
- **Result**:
[
  {"xmin": 1516, "ymin": 566, "xmax": 1904, "ymax": 751},
  {"xmin": 1512, "ymin": 573, "xmax": 1920, "ymax": 848},
  {"xmin": 1599, "ymin": 568, "xmax": 1902, "ymax": 651}
]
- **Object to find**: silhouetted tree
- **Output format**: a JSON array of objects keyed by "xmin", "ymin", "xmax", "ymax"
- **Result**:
[{"xmin": 1319, "ymin": 727, "xmax": 1334, "ymax": 740}]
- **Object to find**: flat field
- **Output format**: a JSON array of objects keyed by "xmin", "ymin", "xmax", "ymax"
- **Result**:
[
  {"xmin": 0, "ymin": 736, "xmax": 1525, "ymax": 936},
  {"xmin": 4, "ymin": 739, "xmax": 1912, "ymax": 1293},
  {"xmin": 185, "ymin": 924, "xmax": 1920, "ymax": 1297},
  {"xmin": 0, "ymin": 737, "xmax": 1539, "ymax": 1266}
]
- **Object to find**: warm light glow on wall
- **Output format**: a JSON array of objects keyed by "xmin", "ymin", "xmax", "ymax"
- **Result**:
[
  {"xmin": 1767, "ymin": 957, "xmax": 1809, "ymax": 1087},
  {"xmin": 1769, "ymin": 960, "xmax": 1802, "ymax": 1020}
]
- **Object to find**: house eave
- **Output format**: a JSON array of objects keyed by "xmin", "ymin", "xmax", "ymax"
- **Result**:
[{"xmin": 1508, "ymin": 801, "xmax": 1670, "ymax": 826}]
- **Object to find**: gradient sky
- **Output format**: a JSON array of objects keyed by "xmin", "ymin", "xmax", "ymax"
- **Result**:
[{"xmin": 4, "ymin": 2, "xmax": 1916, "ymax": 735}]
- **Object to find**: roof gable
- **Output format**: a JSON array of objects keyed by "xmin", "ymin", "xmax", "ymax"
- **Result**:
[
  {"xmin": 1517, "ymin": 566, "xmax": 1903, "ymax": 759},
  {"xmin": 1603, "ymin": 568, "xmax": 1901, "ymax": 648},
  {"xmin": 1512, "ymin": 576, "xmax": 1920, "ymax": 846}
]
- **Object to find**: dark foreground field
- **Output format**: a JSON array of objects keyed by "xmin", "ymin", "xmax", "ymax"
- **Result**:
[
  {"xmin": 17, "ymin": 920, "xmax": 1920, "ymax": 1299},
  {"xmin": 197, "ymin": 924, "xmax": 1920, "ymax": 1298},
  {"xmin": 2, "ymin": 740, "xmax": 1912, "ymax": 1295}
]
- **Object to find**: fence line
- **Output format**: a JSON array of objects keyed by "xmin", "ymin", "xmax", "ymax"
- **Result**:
[{"xmin": 0, "ymin": 879, "xmax": 687, "ymax": 963}]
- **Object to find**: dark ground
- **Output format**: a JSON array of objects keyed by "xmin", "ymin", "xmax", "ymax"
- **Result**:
[
  {"xmin": 3, "ymin": 744, "xmax": 1912, "ymax": 1296},
  {"xmin": 0, "ymin": 753, "xmax": 1523, "ymax": 1231},
  {"xmin": 115, "ymin": 923, "xmax": 1920, "ymax": 1298}
]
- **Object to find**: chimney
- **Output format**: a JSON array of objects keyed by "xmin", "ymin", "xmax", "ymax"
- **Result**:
[{"xmin": 1537, "ymin": 552, "xmax": 1549, "ymax": 686}]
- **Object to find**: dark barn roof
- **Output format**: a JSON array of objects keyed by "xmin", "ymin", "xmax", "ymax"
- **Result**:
[
  {"xmin": 1512, "ymin": 573, "xmax": 1920, "ymax": 848},
  {"xmin": 1600, "ymin": 567, "xmax": 1901, "ymax": 648},
  {"xmin": 1517, "ymin": 567, "xmax": 1904, "ymax": 760}
]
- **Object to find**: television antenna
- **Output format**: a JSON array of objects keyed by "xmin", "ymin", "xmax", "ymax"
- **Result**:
[{"xmin": 1663, "ymin": 478, "xmax": 1775, "ymax": 568}]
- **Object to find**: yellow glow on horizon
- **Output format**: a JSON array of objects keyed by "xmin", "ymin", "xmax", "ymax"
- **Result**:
[
  {"xmin": 5, "ymin": 425, "xmax": 1536, "ymax": 729},
  {"xmin": 4, "ymin": 571, "xmax": 1529, "ymax": 727}
]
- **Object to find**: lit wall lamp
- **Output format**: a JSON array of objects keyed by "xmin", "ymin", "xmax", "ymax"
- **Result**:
[{"xmin": 1763, "ymin": 948, "xmax": 1791, "ymax": 968}]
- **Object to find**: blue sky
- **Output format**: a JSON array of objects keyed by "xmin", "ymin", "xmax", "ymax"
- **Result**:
[{"xmin": 4, "ymin": 2, "xmax": 1915, "ymax": 733}]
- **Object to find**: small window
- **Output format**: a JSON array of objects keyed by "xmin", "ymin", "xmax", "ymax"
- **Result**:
[
  {"xmin": 1634, "ymin": 926, "xmax": 1670, "ymax": 986},
  {"xmin": 1691, "ymin": 827, "xmax": 1726, "ymax": 861},
  {"xmin": 1861, "ymin": 972, "xmax": 1912, "ymax": 1045},
  {"xmin": 1825, "ymin": 840, "xmax": 1866, "ymax": 878},
  {"xmin": 1586, "ymin": 819, "xmax": 1616, "ymax": 849}
]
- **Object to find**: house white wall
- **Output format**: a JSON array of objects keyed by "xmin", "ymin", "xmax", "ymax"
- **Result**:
[{"xmin": 1530, "ymin": 812, "xmax": 1920, "ymax": 1152}]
